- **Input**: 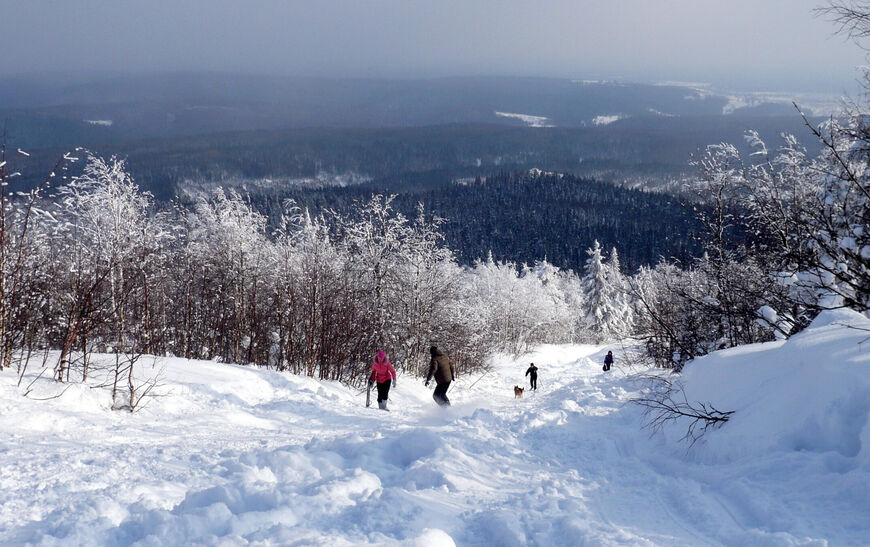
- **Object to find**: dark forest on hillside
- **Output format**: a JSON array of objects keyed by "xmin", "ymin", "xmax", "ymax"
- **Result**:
[
  {"xmin": 7, "ymin": 116, "xmax": 821, "ymax": 200},
  {"xmin": 246, "ymin": 171, "xmax": 703, "ymax": 271}
]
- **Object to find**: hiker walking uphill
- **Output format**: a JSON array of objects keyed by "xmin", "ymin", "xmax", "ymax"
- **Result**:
[
  {"xmin": 425, "ymin": 346, "xmax": 455, "ymax": 406},
  {"xmin": 525, "ymin": 363, "xmax": 538, "ymax": 390},
  {"xmin": 370, "ymin": 350, "xmax": 397, "ymax": 411},
  {"xmin": 603, "ymin": 351, "xmax": 613, "ymax": 371}
]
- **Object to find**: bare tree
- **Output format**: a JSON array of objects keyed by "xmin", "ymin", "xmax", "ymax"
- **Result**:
[{"xmin": 817, "ymin": 1, "xmax": 870, "ymax": 47}]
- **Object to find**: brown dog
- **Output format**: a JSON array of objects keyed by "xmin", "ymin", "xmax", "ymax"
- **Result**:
[{"xmin": 514, "ymin": 385, "xmax": 524, "ymax": 398}]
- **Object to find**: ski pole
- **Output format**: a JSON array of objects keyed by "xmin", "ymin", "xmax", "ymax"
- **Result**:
[{"xmin": 465, "ymin": 369, "xmax": 490, "ymax": 390}]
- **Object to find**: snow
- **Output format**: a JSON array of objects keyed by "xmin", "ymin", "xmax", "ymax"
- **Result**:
[
  {"xmin": 526, "ymin": 168, "xmax": 562, "ymax": 178},
  {"xmin": 178, "ymin": 171, "xmax": 372, "ymax": 198},
  {"xmin": 493, "ymin": 111, "xmax": 554, "ymax": 127},
  {"xmin": 717, "ymin": 91, "xmax": 840, "ymax": 116},
  {"xmin": 680, "ymin": 309, "xmax": 870, "ymax": 454},
  {"xmin": 839, "ymin": 236, "xmax": 858, "ymax": 251},
  {"xmin": 591, "ymin": 114, "xmax": 624, "ymax": 126},
  {"xmin": 84, "ymin": 119, "xmax": 114, "ymax": 126},
  {"xmin": 655, "ymin": 80, "xmax": 713, "ymax": 89},
  {"xmin": 661, "ymin": 82, "xmax": 841, "ymax": 116},
  {"xmin": 647, "ymin": 108, "xmax": 675, "ymax": 117},
  {"xmin": 2, "ymin": 311, "xmax": 870, "ymax": 544}
]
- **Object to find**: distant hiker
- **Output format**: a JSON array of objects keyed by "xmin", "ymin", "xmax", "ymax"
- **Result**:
[
  {"xmin": 425, "ymin": 346, "xmax": 455, "ymax": 406},
  {"xmin": 370, "ymin": 350, "xmax": 397, "ymax": 411},
  {"xmin": 603, "ymin": 351, "xmax": 613, "ymax": 371},
  {"xmin": 525, "ymin": 363, "xmax": 538, "ymax": 390}
]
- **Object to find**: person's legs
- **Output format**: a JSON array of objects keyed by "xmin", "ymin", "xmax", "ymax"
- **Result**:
[
  {"xmin": 376, "ymin": 381, "xmax": 390, "ymax": 402},
  {"xmin": 531, "ymin": 376, "xmax": 537, "ymax": 390},
  {"xmin": 433, "ymin": 381, "xmax": 451, "ymax": 406},
  {"xmin": 432, "ymin": 384, "xmax": 444, "ymax": 404}
]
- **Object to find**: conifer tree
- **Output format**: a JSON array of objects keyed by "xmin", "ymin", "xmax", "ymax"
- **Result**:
[
  {"xmin": 606, "ymin": 246, "xmax": 634, "ymax": 337},
  {"xmin": 582, "ymin": 240, "xmax": 615, "ymax": 343}
]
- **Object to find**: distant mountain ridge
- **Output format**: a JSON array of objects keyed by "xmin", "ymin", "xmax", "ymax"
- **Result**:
[{"xmin": 0, "ymin": 74, "xmax": 835, "ymax": 149}]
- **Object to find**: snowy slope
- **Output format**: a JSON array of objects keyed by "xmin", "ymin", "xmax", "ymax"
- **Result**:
[{"xmin": 1, "ymin": 310, "xmax": 869, "ymax": 545}]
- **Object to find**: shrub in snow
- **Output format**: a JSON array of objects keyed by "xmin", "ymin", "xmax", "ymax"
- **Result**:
[{"xmin": 630, "ymin": 255, "xmax": 779, "ymax": 369}]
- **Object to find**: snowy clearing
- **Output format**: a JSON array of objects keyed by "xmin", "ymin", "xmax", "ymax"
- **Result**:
[
  {"xmin": 493, "ymin": 111, "xmax": 554, "ymax": 127},
  {"xmin": 590, "ymin": 114, "xmax": 624, "ymax": 126},
  {"xmin": 1, "ymin": 310, "xmax": 869, "ymax": 545}
]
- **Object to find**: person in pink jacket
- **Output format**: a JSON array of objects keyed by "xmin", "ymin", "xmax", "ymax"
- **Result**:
[{"xmin": 370, "ymin": 350, "xmax": 397, "ymax": 411}]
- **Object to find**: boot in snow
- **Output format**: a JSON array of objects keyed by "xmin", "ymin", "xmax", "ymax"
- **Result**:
[{"xmin": 378, "ymin": 400, "xmax": 389, "ymax": 411}]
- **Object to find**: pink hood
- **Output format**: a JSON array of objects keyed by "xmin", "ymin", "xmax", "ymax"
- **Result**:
[{"xmin": 371, "ymin": 351, "xmax": 397, "ymax": 383}]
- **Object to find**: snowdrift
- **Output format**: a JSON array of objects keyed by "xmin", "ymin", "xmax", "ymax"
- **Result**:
[
  {"xmin": 0, "ymin": 311, "xmax": 868, "ymax": 544},
  {"xmin": 680, "ymin": 309, "xmax": 870, "ymax": 462}
]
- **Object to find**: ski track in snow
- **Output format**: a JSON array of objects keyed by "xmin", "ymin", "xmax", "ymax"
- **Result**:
[{"xmin": 2, "ymin": 314, "xmax": 870, "ymax": 545}]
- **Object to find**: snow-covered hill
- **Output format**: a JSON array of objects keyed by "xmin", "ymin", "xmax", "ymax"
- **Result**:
[{"xmin": 1, "ymin": 309, "xmax": 869, "ymax": 545}]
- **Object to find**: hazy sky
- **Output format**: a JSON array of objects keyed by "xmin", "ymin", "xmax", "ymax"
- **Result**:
[{"xmin": 2, "ymin": 0, "xmax": 866, "ymax": 91}]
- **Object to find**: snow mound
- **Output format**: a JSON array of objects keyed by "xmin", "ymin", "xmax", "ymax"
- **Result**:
[
  {"xmin": 677, "ymin": 309, "xmax": 870, "ymax": 462},
  {"xmin": 410, "ymin": 528, "xmax": 456, "ymax": 546}
]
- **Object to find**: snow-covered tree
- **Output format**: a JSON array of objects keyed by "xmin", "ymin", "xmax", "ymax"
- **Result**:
[
  {"xmin": 393, "ymin": 204, "xmax": 462, "ymax": 369},
  {"xmin": 687, "ymin": 143, "xmax": 744, "ymax": 263},
  {"xmin": 582, "ymin": 240, "xmax": 621, "ymax": 343},
  {"xmin": 50, "ymin": 154, "xmax": 162, "ymax": 408},
  {"xmin": 801, "ymin": 114, "xmax": 870, "ymax": 311},
  {"xmin": 463, "ymin": 254, "xmax": 579, "ymax": 355},
  {"xmin": 0, "ymin": 144, "xmax": 81, "ymax": 374},
  {"xmin": 340, "ymin": 195, "xmax": 412, "ymax": 354},
  {"xmin": 605, "ymin": 246, "xmax": 634, "ymax": 337},
  {"xmin": 184, "ymin": 188, "xmax": 272, "ymax": 364}
]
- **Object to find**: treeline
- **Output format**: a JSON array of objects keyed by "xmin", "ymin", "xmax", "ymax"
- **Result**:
[{"xmin": 0, "ymin": 153, "xmax": 634, "ymax": 409}]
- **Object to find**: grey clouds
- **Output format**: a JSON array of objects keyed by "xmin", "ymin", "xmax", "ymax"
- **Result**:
[{"xmin": 1, "ymin": 0, "xmax": 865, "ymax": 92}]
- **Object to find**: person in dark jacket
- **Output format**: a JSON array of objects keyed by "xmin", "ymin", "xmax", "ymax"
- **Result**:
[
  {"xmin": 525, "ymin": 363, "xmax": 538, "ymax": 390},
  {"xmin": 603, "ymin": 351, "xmax": 614, "ymax": 371},
  {"xmin": 425, "ymin": 346, "xmax": 455, "ymax": 406}
]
